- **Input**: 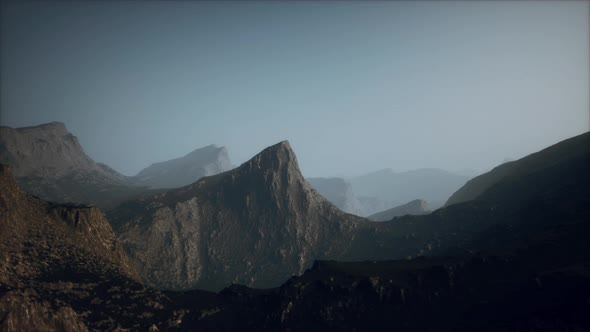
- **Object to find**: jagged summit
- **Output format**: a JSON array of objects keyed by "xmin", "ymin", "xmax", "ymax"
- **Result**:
[
  {"xmin": 239, "ymin": 140, "xmax": 301, "ymax": 175},
  {"xmin": 111, "ymin": 140, "xmax": 366, "ymax": 291}
]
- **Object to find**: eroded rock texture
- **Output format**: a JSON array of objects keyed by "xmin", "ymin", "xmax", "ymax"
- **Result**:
[{"xmin": 111, "ymin": 141, "xmax": 368, "ymax": 291}]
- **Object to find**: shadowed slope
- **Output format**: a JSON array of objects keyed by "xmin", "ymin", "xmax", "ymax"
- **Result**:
[{"xmin": 445, "ymin": 131, "xmax": 590, "ymax": 206}]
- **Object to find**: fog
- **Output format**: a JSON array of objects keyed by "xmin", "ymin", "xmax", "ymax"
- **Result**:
[{"xmin": 1, "ymin": 1, "xmax": 588, "ymax": 177}]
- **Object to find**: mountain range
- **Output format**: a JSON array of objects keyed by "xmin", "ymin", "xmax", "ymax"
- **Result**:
[
  {"xmin": 0, "ymin": 121, "xmax": 588, "ymax": 330},
  {"xmin": 0, "ymin": 123, "xmax": 233, "ymax": 210}
]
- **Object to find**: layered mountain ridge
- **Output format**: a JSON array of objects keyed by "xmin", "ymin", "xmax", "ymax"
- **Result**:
[
  {"xmin": 0, "ymin": 122, "xmax": 234, "ymax": 210},
  {"xmin": 1, "ymin": 126, "xmax": 589, "ymax": 330},
  {"xmin": 110, "ymin": 141, "xmax": 367, "ymax": 291}
]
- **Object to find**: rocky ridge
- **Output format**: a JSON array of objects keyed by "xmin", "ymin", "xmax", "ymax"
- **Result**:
[
  {"xmin": 0, "ymin": 122, "xmax": 149, "ymax": 210},
  {"xmin": 110, "ymin": 141, "xmax": 368, "ymax": 291}
]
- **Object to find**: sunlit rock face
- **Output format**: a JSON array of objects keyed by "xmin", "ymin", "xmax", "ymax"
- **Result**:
[{"xmin": 0, "ymin": 164, "xmax": 173, "ymax": 331}]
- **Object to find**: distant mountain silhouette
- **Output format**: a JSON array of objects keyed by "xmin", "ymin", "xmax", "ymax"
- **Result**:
[
  {"xmin": 350, "ymin": 168, "xmax": 469, "ymax": 210},
  {"xmin": 346, "ymin": 132, "xmax": 590, "ymax": 262},
  {"xmin": 367, "ymin": 199, "xmax": 430, "ymax": 221},
  {"xmin": 307, "ymin": 177, "xmax": 363, "ymax": 215},
  {"xmin": 445, "ymin": 132, "xmax": 590, "ymax": 206},
  {"xmin": 110, "ymin": 141, "xmax": 368, "ymax": 291},
  {"xmin": 131, "ymin": 144, "xmax": 233, "ymax": 189}
]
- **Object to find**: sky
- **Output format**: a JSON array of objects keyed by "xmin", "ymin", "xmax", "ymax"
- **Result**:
[{"xmin": 1, "ymin": 1, "xmax": 588, "ymax": 177}]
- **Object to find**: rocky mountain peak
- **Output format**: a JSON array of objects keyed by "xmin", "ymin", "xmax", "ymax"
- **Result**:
[
  {"xmin": 0, "ymin": 122, "xmax": 118, "ymax": 179},
  {"xmin": 240, "ymin": 140, "xmax": 302, "ymax": 177},
  {"xmin": 0, "ymin": 123, "xmax": 141, "ymax": 209},
  {"xmin": 111, "ymin": 141, "xmax": 365, "ymax": 291},
  {"xmin": 0, "ymin": 163, "xmax": 140, "ymax": 285}
]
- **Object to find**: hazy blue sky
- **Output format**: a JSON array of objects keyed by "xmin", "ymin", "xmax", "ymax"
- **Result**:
[{"xmin": 1, "ymin": 1, "xmax": 588, "ymax": 177}]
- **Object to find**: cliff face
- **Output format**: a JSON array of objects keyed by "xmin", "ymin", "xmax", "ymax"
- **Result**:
[
  {"xmin": 0, "ymin": 164, "xmax": 137, "ymax": 285},
  {"xmin": 110, "ymin": 141, "xmax": 367, "ymax": 291},
  {"xmin": 0, "ymin": 164, "xmax": 175, "ymax": 331},
  {"xmin": 131, "ymin": 144, "xmax": 234, "ymax": 189},
  {"xmin": 0, "ymin": 122, "xmax": 119, "ymax": 180}
]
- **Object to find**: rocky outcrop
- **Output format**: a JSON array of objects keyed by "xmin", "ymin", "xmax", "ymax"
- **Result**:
[
  {"xmin": 0, "ymin": 164, "xmax": 138, "ymax": 285},
  {"xmin": 110, "ymin": 141, "xmax": 367, "ymax": 291},
  {"xmin": 0, "ymin": 164, "xmax": 209, "ymax": 331},
  {"xmin": 131, "ymin": 144, "xmax": 234, "ymax": 189},
  {"xmin": 307, "ymin": 177, "xmax": 363, "ymax": 215},
  {"xmin": 367, "ymin": 199, "xmax": 430, "ymax": 221},
  {"xmin": 0, "ymin": 122, "xmax": 148, "ymax": 210},
  {"xmin": 0, "ymin": 122, "xmax": 120, "ymax": 180}
]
